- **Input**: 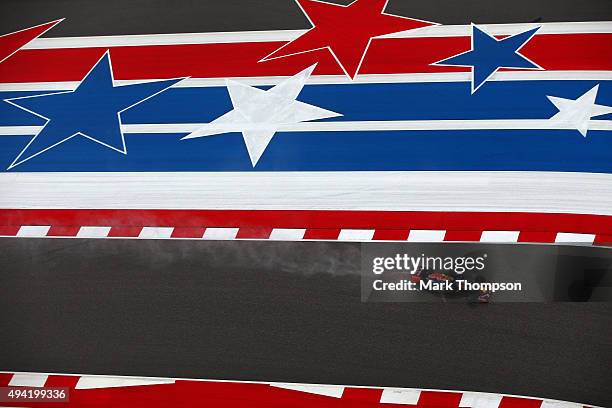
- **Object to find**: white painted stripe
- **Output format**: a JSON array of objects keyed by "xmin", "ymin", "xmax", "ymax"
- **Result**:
[
  {"xmin": 269, "ymin": 383, "xmax": 344, "ymax": 398},
  {"xmin": 20, "ymin": 22, "xmax": 612, "ymax": 49},
  {"xmin": 408, "ymin": 230, "xmax": 446, "ymax": 242},
  {"xmin": 380, "ymin": 388, "xmax": 421, "ymax": 404},
  {"xmin": 0, "ymin": 126, "xmax": 42, "ymax": 136},
  {"xmin": 384, "ymin": 21, "xmax": 612, "ymax": 38},
  {"xmin": 228, "ymin": 119, "xmax": 612, "ymax": 132},
  {"xmin": 135, "ymin": 119, "xmax": 612, "ymax": 133},
  {"xmin": 130, "ymin": 119, "xmax": 612, "ymax": 133},
  {"xmin": 202, "ymin": 227, "xmax": 239, "ymax": 240},
  {"xmin": 138, "ymin": 226, "xmax": 174, "ymax": 239},
  {"xmin": 269, "ymin": 228, "xmax": 306, "ymax": 240},
  {"xmin": 459, "ymin": 392, "xmax": 504, "ymax": 408},
  {"xmin": 480, "ymin": 230, "xmax": 520, "ymax": 243},
  {"xmin": 75, "ymin": 376, "xmax": 175, "ymax": 390},
  {"xmin": 1, "ymin": 119, "xmax": 610, "ymax": 136},
  {"xmin": 0, "ymin": 126, "xmax": 47, "ymax": 135},
  {"xmin": 2, "ymin": 71, "xmax": 612, "ymax": 92},
  {"xmin": 2, "ymin": 172, "xmax": 611, "ymax": 216},
  {"xmin": 338, "ymin": 229, "xmax": 375, "ymax": 241},
  {"xmin": 0, "ymin": 81, "xmax": 81, "ymax": 92},
  {"xmin": 555, "ymin": 232, "xmax": 596, "ymax": 244},
  {"xmin": 0, "ymin": 126, "xmax": 42, "ymax": 135},
  {"xmin": 16, "ymin": 225, "xmax": 50, "ymax": 237},
  {"xmin": 540, "ymin": 400, "xmax": 583, "ymax": 408},
  {"xmin": 76, "ymin": 226, "xmax": 112, "ymax": 238},
  {"xmin": 8, "ymin": 373, "xmax": 48, "ymax": 387}
]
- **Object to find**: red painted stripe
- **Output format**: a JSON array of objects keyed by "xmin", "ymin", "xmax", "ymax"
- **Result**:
[
  {"xmin": 0, "ymin": 21, "xmax": 63, "ymax": 64},
  {"xmin": 303, "ymin": 228, "xmax": 341, "ymax": 240},
  {"xmin": 518, "ymin": 231, "xmax": 557, "ymax": 243},
  {"xmin": 594, "ymin": 234, "xmax": 612, "ymax": 245},
  {"xmin": 499, "ymin": 396, "xmax": 543, "ymax": 408},
  {"xmin": 341, "ymin": 387, "xmax": 383, "ymax": 402},
  {"xmin": 0, "ymin": 373, "xmax": 12, "ymax": 387},
  {"xmin": 444, "ymin": 230, "xmax": 483, "ymax": 241},
  {"xmin": 0, "ymin": 225, "xmax": 20, "ymax": 236},
  {"xmin": 44, "ymin": 375, "xmax": 79, "ymax": 389},
  {"xmin": 170, "ymin": 226, "xmax": 206, "ymax": 238},
  {"xmin": 417, "ymin": 390, "xmax": 463, "ymax": 407},
  {"xmin": 107, "ymin": 226, "xmax": 143, "ymax": 237},
  {"xmin": 1, "ymin": 209, "xmax": 610, "ymax": 235},
  {"xmin": 47, "ymin": 225, "xmax": 81, "ymax": 237},
  {"xmin": 0, "ymin": 33, "xmax": 609, "ymax": 82},
  {"xmin": 236, "ymin": 227, "xmax": 273, "ymax": 239},
  {"xmin": 373, "ymin": 229, "xmax": 410, "ymax": 240}
]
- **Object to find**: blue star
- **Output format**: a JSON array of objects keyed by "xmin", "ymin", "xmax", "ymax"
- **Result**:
[
  {"xmin": 435, "ymin": 24, "xmax": 541, "ymax": 93},
  {"xmin": 4, "ymin": 51, "xmax": 184, "ymax": 169}
]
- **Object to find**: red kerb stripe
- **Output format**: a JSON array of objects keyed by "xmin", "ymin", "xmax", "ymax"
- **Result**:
[
  {"xmin": 236, "ymin": 227, "xmax": 273, "ymax": 239},
  {"xmin": 518, "ymin": 231, "xmax": 557, "ymax": 243},
  {"xmin": 303, "ymin": 228, "xmax": 341, "ymax": 240},
  {"xmin": 171, "ymin": 227, "xmax": 206, "ymax": 238},
  {"xmin": 444, "ymin": 230, "xmax": 483, "ymax": 241},
  {"xmin": 373, "ymin": 229, "xmax": 410, "ymax": 240},
  {"xmin": 0, "ymin": 225, "xmax": 20, "ymax": 236},
  {"xmin": 47, "ymin": 225, "xmax": 81, "ymax": 236},
  {"xmin": 417, "ymin": 390, "xmax": 463, "ymax": 407},
  {"xmin": 499, "ymin": 396, "xmax": 543, "ymax": 408},
  {"xmin": 107, "ymin": 226, "xmax": 143, "ymax": 237}
]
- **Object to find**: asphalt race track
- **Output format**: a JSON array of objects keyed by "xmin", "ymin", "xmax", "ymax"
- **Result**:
[
  {"xmin": 1, "ymin": 238, "xmax": 611, "ymax": 406},
  {"xmin": 1, "ymin": 0, "xmax": 611, "ymax": 36}
]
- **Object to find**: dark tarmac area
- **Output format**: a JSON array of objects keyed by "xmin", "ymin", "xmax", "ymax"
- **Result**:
[
  {"xmin": 1, "ymin": 0, "xmax": 611, "ymax": 36},
  {"xmin": 1, "ymin": 238, "xmax": 611, "ymax": 406}
]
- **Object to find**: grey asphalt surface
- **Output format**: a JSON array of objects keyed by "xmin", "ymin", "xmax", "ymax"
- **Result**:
[
  {"xmin": 0, "ymin": 238, "xmax": 611, "ymax": 406},
  {"xmin": 1, "ymin": 0, "xmax": 611, "ymax": 36}
]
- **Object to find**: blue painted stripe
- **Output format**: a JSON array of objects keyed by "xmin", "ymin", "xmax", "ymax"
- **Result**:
[
  {"xmin": 1, "ymin": 129, "xmax": 610, "ymax": 172},
  {"xmin": 1, "ymin": 80, "xmax": 611, "ymax": 126}
]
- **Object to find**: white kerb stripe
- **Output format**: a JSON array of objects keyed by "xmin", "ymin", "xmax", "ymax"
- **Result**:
[
  {"xmin": 77, "ymin": 226, "xmax": 112, "ymax": 238},
  {"xmin": 138, "ymin": 227, "xmax": 174, "ymax": 239},
  {"xmin": 269, "ymin": 383, "xmax": 344, "ymax": 398},
  {"xmin": 16, "ymin": 225, "xmax": 50, "ymax": 237},
  {"xmin": 75, "ymin": 376, "xmax": 175, "ymax": 390},
  {"xmin": 8, "ymin": 373, "xmax": 48, "ymax": 387},
  {"xmin": 380, "ymin": 388, "xmax": 421, "ymax": 404},
  {"xmin": 338, "ymin": 229, "xmax": 375, "ymax": 241},
  {"xmin": 269, "ymin": 228, "xmax": 306, "ymax": 240},
  {"xmin": 555, "ymin": 233, "xmax": 596, "ymax": 244},
  {"xmin": 459, "ymin": 392, "xmax": 504, "ymax": 408},
  {"xmin": 408, "ymin": 230, "xmax": 446, "ymax": 242},
  {"xmin": 480, "ymin": 231, "xmax": 520, "ymax": 243},
  {"xmin": 202, "ymin": 228, "xmax": 239, "ymax": 240},
  {"xmin": 540, "ymin": 400, "xmax": 583, "ymax": 408}
]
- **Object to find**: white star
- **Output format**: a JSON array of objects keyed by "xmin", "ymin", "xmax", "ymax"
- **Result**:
[
  {"xmin": 182, "ymin": 64, "xmax": 342, "ymax": 166},
  {"xmin": 547, "ymin": 84, "xmax": 612, "ymax": 137}
]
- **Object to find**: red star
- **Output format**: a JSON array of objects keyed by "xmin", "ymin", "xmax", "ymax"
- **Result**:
[
  {"xmin": 0, "ymin": 19, "xmax": 63, "ymax": 64},
  {"xmin": 261, "ymin": 0, "xmax": 436, "ymax": 78}
]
